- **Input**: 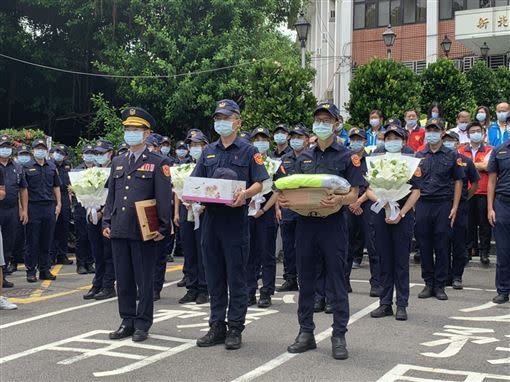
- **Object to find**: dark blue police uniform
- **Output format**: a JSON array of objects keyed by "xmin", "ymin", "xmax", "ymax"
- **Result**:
[
  {"xmin": 487, "ymin": 141, "xmax": 510, "ymax": 299},
  {"xmin": 191, "ymin": 137, "xmax": 268, "ymax": 331},
  {"xmin": 293, "ymin": 140, "xmax": 364, "ymax": 337}
]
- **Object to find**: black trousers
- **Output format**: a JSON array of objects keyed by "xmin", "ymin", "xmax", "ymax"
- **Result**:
[{"xmin": 467, "ymin": 194, "xmax": 491, "ymax": 254}]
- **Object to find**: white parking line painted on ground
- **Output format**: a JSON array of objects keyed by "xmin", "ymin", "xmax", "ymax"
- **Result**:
[
  {"xmin": 0, "ymin": 280, "xmax": 180, "ymax": 330},
  {"xmin": 231, "ymin": 300, "xmax": 380, "ymax": 382}
]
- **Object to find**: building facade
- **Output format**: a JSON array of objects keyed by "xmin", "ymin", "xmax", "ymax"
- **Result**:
[{"xmin": 305, "ymin": 0, "xmax": 510, "ymax": 115}]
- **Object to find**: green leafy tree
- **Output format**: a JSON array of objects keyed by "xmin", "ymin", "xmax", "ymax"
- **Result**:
[
  {"xmin": 465, "ymin": 61, "xmax": 500, "ymax": 111},
  {"xmin": 89, "ymin": 93, "xmax": 125, "ymax": 147},
  {"xmin": 347, "ymin": 58, "xmax": 421, "ymax": 127},
  {"xmin": 420, "ymin": 59, "xmax": 476, "ymax": 125},
  {"xmin": 495, "ymin": 66, "xmax": 510, "ymax": 103}
]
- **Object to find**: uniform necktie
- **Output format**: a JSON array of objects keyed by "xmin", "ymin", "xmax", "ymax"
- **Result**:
[{"xmin": 129, "ymin": 154, "xmax": 135, "ymax": 169}]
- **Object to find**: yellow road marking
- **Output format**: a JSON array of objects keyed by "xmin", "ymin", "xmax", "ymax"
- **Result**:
[{"xmin": 30, "ymin": 264, "xmax": 63, "ymax": 298}]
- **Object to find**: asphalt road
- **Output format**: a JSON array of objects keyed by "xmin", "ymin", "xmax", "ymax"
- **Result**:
[{"xmin": 1, "ymin": 256, "xmax": 508, "ymax": 382}]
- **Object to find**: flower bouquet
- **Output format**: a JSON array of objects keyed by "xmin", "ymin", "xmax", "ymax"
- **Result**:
[
  {"xmin": 68, "ymin": 167, "xmax": 111, "ymax": 224},
  {"xmin": 366, "ymin": 153, "xmax": 421, "ymax": 220},
  {"xmin": 248, "ymin": 157, "xmax": 281, "ymax": 216},
  {"xmin": 172, "ymin": 163, "xmax": 196, "ymax": 201}
]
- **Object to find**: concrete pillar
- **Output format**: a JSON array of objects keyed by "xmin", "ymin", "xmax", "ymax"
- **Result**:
[{"xmin": 426, "ymin": 0, "xmax": 439, "ymax": 64}]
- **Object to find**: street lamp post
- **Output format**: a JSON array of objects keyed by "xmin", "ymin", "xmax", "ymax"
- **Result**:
[
  {"xmin": 382, "ymin": 25, "xmax": 396, "ymax": 59},
  {"xmin": 440, "ymin": 35, "xmax": 452, "ymax": 58},
  {"xmin": 480, "ymin": 42, "xmax": 490, "ymax": 60},
  {"xmin": 294, "ymin": 12, "xmax": 311, "ymax": 68}
]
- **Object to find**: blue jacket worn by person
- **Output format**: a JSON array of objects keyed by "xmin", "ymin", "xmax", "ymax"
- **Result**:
[{"xmin": 488, "ymin": 122, "xmax": 509, "ymax": 147}]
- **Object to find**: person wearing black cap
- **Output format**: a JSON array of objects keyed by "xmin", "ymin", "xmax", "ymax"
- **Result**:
[
  {"xmin": 173, "ymin": 131, "xmax": 209, "ymax": 305},
  {"xmin": 159, "ymin": 137, "xmax": 172, "ymax": 158},
  {"xmin": 49, "ymin": 144, "xmax": 73, "ymax": 266},
  {"xmin": 345, "ymin": 128, "xmax": 381, "ymax": 298},
  {"xmin": 414, "ymin": 118, "xmax": 464, "ymax": 301},
  {"xmin": 0, "ymin": 135, "xmax": 28, "ymax": 288},
  {"xmin": 192, "ymin": 99, "xmax": 268, "ymax": 350},
  {"xmin": 272, "ymin": 123, "xmax": 291, "ymax": 158},
  {"xmin": 73, "ymin": 144, "xmax": 96, "ymax": 275},
  {"xmin": 24, "ymin": 139, "xmax": 62, "ymax": 282},
  {"xmin": 103, "ymin": 107, "xmax": 173, "ymax": 342},
  {"xmin": 366, "ymin": 126, "xmax": 421, "ymax": 321},
  {"xmin": 117, "ymin": 142, "xmax": 130, "ymax": 157},
  {"xmin": 83, "ymin": 139, "xmax": 116, "ymax": 301},
  {"xmin": 442, "ymin": 130, "xmax": 480, "ymax": 290},
  {"xmin": 175, "ymin": 140, "xmax": 191, "ymax": 164},
  {"xmin": 280, "ymin": 101, "xmax": 364, "ymax": 360},
  {"xmin": 275, "ymin": 124, "xmax": 310, "ymax": 293},
  {"xmin": 246, "ymin": 127, "xmax": 278, "ymax": 308}
]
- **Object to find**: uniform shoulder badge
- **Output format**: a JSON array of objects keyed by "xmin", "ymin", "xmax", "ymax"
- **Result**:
[
  {"xmin": 415, "ymin": 135, "xmax": 421, "ymax": 141},
  {"xmin": 351, "ymin": 154, "xmax": 361, "ymax": 167},
  {"xmin": 456, "ymin": 158, "xmax": 466, "ymax": 167},
  {"xmin": 414, "ymin": 167, "xmax": 422, "ymax": 177},
  {"xmin": 162, "ymin": 164, "xmax": 172, "ymax": 177},
  {"xmin": 279, "ymin": 165, "xmax": 286, "ymax": 175},
  {"xmin": 254, "ymin": 153, "xmax": 264, "ymax": 165}
]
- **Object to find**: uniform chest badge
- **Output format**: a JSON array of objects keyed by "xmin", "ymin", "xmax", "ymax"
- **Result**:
[
  {"xmin": 138, "ymin": 163, "xmax": 155, "ymax": 172},
  {"xmin": 303, "ymin": 160, "xmax": 312, "ymax": 164},
  {"xmin": 206, "ymin": 155, "xmax": 216, "ymax": 159},
  {"xmin": 351, "ymin": 154, "xmax": 361, "ymax": 167},
  {"xmin": 162, "ymin": 165, "xmax": 171, "ymax": 177},
  {"xmin": 253, "ymin": 153, "xmax": 264, "ymax": 165},
  {"xmin": 28, "ymin": 168, "xmax": 36, "ymax": 172},
  {"xmin": 415, "ymin": 135, "xmax": 421, "ymax": 141},
  {"xmin": 116, "ymin": 166, "xmax": 124, "ymax": 170}
]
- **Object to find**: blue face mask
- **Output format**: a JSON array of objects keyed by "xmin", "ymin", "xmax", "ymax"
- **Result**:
[
  {"xmin": 369, "ymin": 118, "xmax": 380, "ymax": 128},
  {"xmin": 384, "ymin": 140, "xmax": 403, "ymax": 153},
  {"xmin": 470, "ymin": 132, "xmax": 483, "ymax": 143},
  {"xmin": 189, "ymin": 147, "xmax": 202, "ymax": 160},
  {"xmin": 33, "ymin": 149, "xmax": 47, "ymax": 160},
  {"xmin": 124, "ymin": 130, "xmax": 145, "ymax": 146},
  {"xmin": 214, "ymin": 120, "xmax": 234, "ymax": 137},
  {"xmin": 443, "ymin": 141, "xmax": 456, "ymax": 150},
  {"xmin": 290, "ymin": 138, "xmax": 305, "ymax": 151},
  {"xmin": 425, "ymin": 131, "xmax": 442, "ymax": 144},
  {"xmin": 17, "ymin": 155, "xmax": 31, "ymax": 164},
  {"xmin": 349, "ymin": 141, "xmax": 365, "ymax": 152},
  {"xmin": 274, "ymin": 133, "xmax": 288, "ymax": 145},
  {"xmin": 83, "ymin": 154, "xmax": 95, "ymax": 163},
  {"xmin": 431, "ymin": 112, "xmax": 439, "ymax": 119},
  {"xmin": 52, "ymin": 152, "xmax": 64, "ymax": 162},
  {"xmin": 96, "ymin": 153, "xmax": 109, "ymax": 165},
  {"xmin": 458, "ymin": 122, "xmax": 468, "ymax": 131},
  {"xmin": 376, "ymin": 139, "xmax": 385, "ymax": 148},
  {"xmin": 253, "ymin": 141, "xmax": 270, "ymax": 154},
  {"xmin": 160, "ymin": 146, "xmax": 170, "ymax": 156},
  {"xmin": 406, "ymin": 119, "xmax": 417, "ymax": 128},
  {"xmin": 312, "ymin": 122, "xmax": 334, "ymax": 140},
  {"xmin": 0, "ymin": 147, "xmax": 12, "ymax": 158},
  {"xmin": 176, "ymin": 149, "xmax": 188, "ymax": 158},
  {"xmin": 496, "ymin": 111, "xmax": 509, "ymax": 122},
  {"xmin": 476, "ymin": 112, "xmax": 486, "ymax": 122}
]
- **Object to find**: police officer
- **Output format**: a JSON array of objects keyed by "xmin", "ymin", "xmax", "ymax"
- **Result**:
[
  {"xmin": 117, "ymin": 142, "xmax": 129, "ymax": 156},
  {"xmin": 103, "ymin": 107, "xmax": 172, "ymax": 342},
  {"xmin": 443, "ymin": 131, "xmax": 479, "ymax": 290},
  {"xmin": 280, "ymin": 101, "xmax": 364, "ymax": 360},
  {"xmin": 487, "ymin": 137, "xmax": 510, "ymax": 304},
  {"xmin": 175, "ymin": 131, "xmax": 209, "ymax": 305},
  {"xmin": 83, "ymin": 140, "xmax": 116, "ymax": 301},
  {"xmin": 275, "ymin": 124, "xmax": 310, "ymax": 292},
  {"xmin": 272, "ymin": 123, "xmax": 292, "ymax": 158},
  {"xmin": 415, "ymin": 118, "xmax": 464, "ymax": 300},
  {"xmin": 247, "ymin": 127, "xmax": 278, "ymax": 308},
  {"xmin": 368, "ymin": 126, "xmax": 421, "ymax": 321},
  {"xmin": 175, "ymin": 141, "xmax": 191, "ymax": 164},
  {"xmin": 0, "ymin": 135, "xmax": 28, "ymax": 288},
  {"xmin": 74, "ymin": 145, "xmax": 96, "ymax": 275},
  {"xmin": 49, "ymin": 144, "xmax": 73, "ymax": 265},
  {"xmin": 160, "ymin": 137, "xmax": 174, "ymax": 160},
  {"xmin": 25, "ymin": 139, "xmax": 61, "ymax": 282},
  {"xmin": 192, "ymin": 99, "xmax": 268, "ymax": 350}
]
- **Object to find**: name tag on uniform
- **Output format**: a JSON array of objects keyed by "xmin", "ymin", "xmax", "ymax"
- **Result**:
[
  {"xmin": 28, "ymin": 168, "xmax": 36, "ymax": 172},
  {"xmin": 115, "ymin": 166, "xmax": 123, "ymax": 170},
  {"xmin": 283, "ymin": 160, "xmax": 291, "ymax": 164},
  {"xmin": 303, "ymin": 160, "xmax": 312, "ymax": 163},
  {"xmin": 207, "ymin": 155, "xmax": 216, "ymax": 159},
  {"xmin": 138, "ymin": 163, "xmax": 155, "ymax": 172},
  {"xmin": 500, "ymin": 151, "xmax": 507, "ymax": 154}
]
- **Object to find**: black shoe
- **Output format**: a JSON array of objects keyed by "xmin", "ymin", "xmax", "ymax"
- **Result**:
[
  {"xmin": 493, "ymin": 294, "xmax": 509, "ymax": 304},
  {"xmin": 39, "ymin": 271, "xmax": 56, "ymax": 280},
  {"xmin": 167, "ymin": 254, "xmax": 175, "ymax": 263},
  {"xmin": 56, "ymin": 256, "xmax": 73, "ymax": 265},
  {"xmin": 86, "ymin": 264, "xmax": 96, "ymax": 274},
  {"xmin": 177, "ymin": 276, "xmax": 187, "ymax": 288},
  {"xmin": 153, "ymin": 291, "xmax": 161, "ymax": 301},
  {"xmin": 413, "ymin": 252, "xmax": 421, "ymax": 264},
  {"xmin": 6, "ymin": 263, "xmax": 17, "ymax": 274},
  {"xmin": 77, "ymin": 265, "xmax": 88, "ymax": 275},
  {"xmin": 196, "ymin": 292, "xmax": 209, "ymax": 304},
  {"xmin": 314, "ymin": 298, "xmax": 325, "ymax": 312},
  {"xmin": 434, "ymin": 287, "xmax": 448, "ymax": 300},
  {"xmin": 248, "ymin": 293, "xmax": 257, "ymax": 306},
  {"xmin": 331, "ymin": 335, "xmax": 348, "ymax": 360},
  {"xmin": 132, "ymin": 329, "xmax": 149, "ymax": 342},
  {"xmin": 109, "ymin": 325, "xmax": 134, "ymax": 340},
  {"xmin": 179, "ymin": 290, "xmax": 198, "ymax": 304},
  {"xmin": 418, "ymin": 286, "xmax": 434, "ymax": 299},
  {"xmin": 480, "ymin": 253, "xmax": 490, "ymax": 265},
  {"xmin": 94, "ymin": 288, "xmax": 116, "ymax": 300},
  {"xmin": 446, "ymin": 279, "xmax": 453, "ymax": 287},
  {"xmin": 2, "ymin": 278, "xmax": 14, "ymax": 288},
  {"xmin": 276, "ymin": 280, "xmax": 299, "ymax": 292},
  {"xmin": 324, "ymin": 303, "xmax": 333, "ymax": 314},
  {"xmin": 395, "ymin": 306, "xmax": 407, "ymax": 321},
  {"xmin": 452, "ymin": 280, "xmax": 463, "ymax": 290},
  {"xmin": 369, "ymin": 286, "xmax": 381, "ymax": 297},
  {"xmin": 225, "ymin": 328, "xmax": 242, "ymax": 350},
  {"xmin": 370, "ymin": 304, "xmax": 393, "ymax": 318},
  {"xmin": 27, "ymin": 274, "xmax": 37, "ymax": 283},
  {"xmin": 258, "ymin": 293, "xmax": 272, "ymax": 308},
  {"xmin": 83, "ymin": 286, "xmax": 101, "ymax": 300},
  {"xmin": 287, "ymin": 332, "xmax": 316, "ymax": 354},
  {"xmin": 196, "ymin": 323, "xmax": 227, "ymax": 347}
]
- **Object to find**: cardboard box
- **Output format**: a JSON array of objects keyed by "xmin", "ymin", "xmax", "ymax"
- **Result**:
[
  {"xmin": 281, "ymin": 188, "xmax": 342, "ymax": 217},
  {"xmin": 183, "ymin": 177, "xmax": 246, "ymax": 205}
]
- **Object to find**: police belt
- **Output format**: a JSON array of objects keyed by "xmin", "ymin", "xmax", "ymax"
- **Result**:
[
  {"xmin": 0, "ymin": 202, "xmax": 18, "ymax": 209},
  {"xmin": 496, "ymin": 194, "xmax": 510, "ymax": 204},
  {"xmin": 28, "ymin": 200, "xmax": 56, "ymax": 206},
  {"xmin": 419, "ymin": 196, "xmax": 452, "ymax": 203}
]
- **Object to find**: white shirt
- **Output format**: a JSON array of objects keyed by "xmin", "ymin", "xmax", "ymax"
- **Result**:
[{"xmin": 450, "ymin": 127, "xmax": 470, "ymax": 144}]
